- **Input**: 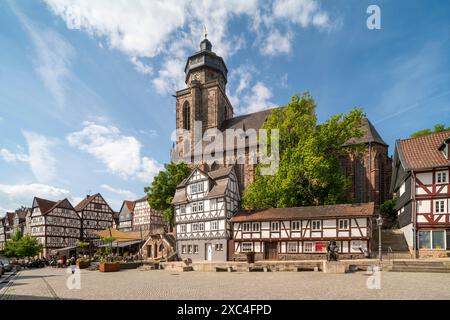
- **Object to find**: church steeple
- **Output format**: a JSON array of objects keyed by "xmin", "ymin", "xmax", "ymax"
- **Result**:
[{"xmin": 183, "ymin": 34, "xmax": 228, "ymax": 86}]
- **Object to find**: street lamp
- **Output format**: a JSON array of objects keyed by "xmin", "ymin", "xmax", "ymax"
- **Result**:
[{"xmin": 376, "ymin": 215, "xmax": 383, "ymax": 261}]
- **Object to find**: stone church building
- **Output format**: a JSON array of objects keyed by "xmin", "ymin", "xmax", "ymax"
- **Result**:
[{"xmin": 172, "ymin": 36, "xmax": 392, "ymax": 206}]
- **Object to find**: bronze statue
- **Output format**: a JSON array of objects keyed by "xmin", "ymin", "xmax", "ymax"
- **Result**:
[{"xmin": 326, "ymin": 241, "xmax": 339, "ymax": 261}]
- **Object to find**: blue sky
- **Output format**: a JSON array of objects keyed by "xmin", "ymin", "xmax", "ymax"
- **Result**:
[{"xmin": 0, "ymin": 0, "xmax": 449, "ymax": 213}]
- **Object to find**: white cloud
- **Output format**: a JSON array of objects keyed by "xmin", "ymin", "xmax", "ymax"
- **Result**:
[
  {"xmin": 23, "ymin": 131, "xmax": 58, "ymax": 184},
  {"xmin": 260, "ymin": 29, "xmax": 292, "ymax": 56},
  {"xmin": 272, "ymin": 0, "xmax": 330, "ymax": 28},
  {"xmin": 100, "ymin": 184, "xmax": 136, "ymax": 200},
  {"xmin": 44, "ymin": 0, "xmax": 335, "ymax": 95},
  {"xmin": 0, "ymin": 183, "xmax": 70, "ymax": 210},
  {"xmin": 67, "ymin": 122, "xmax": 163, "ymax": 182},
  {"xmin": 242, "ymin": 82, "xmax": 276, "ymax": 114},
  {"xmin": 0, "ymin": 148, "xmax": 28, "ymax": 163},
  {"xmin": 139, "ymin": 129, "xmax": 159, "ymax": 138},
  {"xmin": 11, "ymin": 3, "xmax": 75, "ymax": 108}
]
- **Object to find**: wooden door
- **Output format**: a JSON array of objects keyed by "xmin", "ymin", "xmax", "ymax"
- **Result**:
[{"xmin": 264, "ymin": 242, "xmax": 278, "ymax": 260}]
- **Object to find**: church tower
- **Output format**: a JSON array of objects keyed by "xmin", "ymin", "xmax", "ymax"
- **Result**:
[{"xmin": 175, "ymin": 35, "xmax": 233, "ymax": 139}]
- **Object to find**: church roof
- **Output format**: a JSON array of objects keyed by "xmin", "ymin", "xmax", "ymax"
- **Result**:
[
  {"xmin": 344, "ymin": 118, "xmax": 387, "ymax": 146},
  {"xmin": 220, "ymin": 108, "xmax": 275, "ymax": 131}
]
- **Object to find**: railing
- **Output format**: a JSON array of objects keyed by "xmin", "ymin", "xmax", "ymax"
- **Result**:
[{"xmin": 387, "ymin": 246, "xmax": 394, "ymax": 263}]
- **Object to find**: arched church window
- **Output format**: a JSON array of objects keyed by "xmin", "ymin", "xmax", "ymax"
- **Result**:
[
  {"xmin": 183, "ymin": 102, "xmax": 190, "ymax": 131},
  {"xmin": 355, "ymin": 158, "xmax": 365, "ymax": 203}
]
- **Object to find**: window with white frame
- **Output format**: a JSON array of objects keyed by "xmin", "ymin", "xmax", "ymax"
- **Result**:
[
  {"xmin": 311, "ymin": 220, "xmax": 322, "ymax": 231},
  {"xmin": 271, "ymin": 222, "xmax": 279, "ymax": 231},
  {"xmin": 338, "ymin": 219, "xmax": 349, "ymax": 230},
  {"xmin": 399, "ymin": 182, "xmax": 406, "ymax": 196},
  {"xmin": 211, "ymin": 220, "xmax": 219, "ymax": 230},
  {"xmin": 291, "ymin": 221, "xmax": 300, "ymax": 231},
  {"xmin": 304, "ymin": 242, "xmax": 314, "ymax": 253},
  {"xmin": 242, "ymin": 242, "xmax": 253, "ymax": 252},
  {"xmin": 252, "ymin": 222, "xmax": 260, "ymax": 232},
  {"xmin": 436, "ymin": 171, "xmax": 448, "ymax": 184},
  {"xmin": 190, "ymin": 182, "xmax": 204, "ymax": 194},
  {"xmin": 287, "ymin": 242, "xmax": 298, "ymax": 253},
  {"xmin": 188, "ymin": 245, "xmax": 193, "ymax": 253},
  {"xmin": 192, "ymin": 202, "xmax": 198, "ymax": 213},
  {"xmin": 215, "ymin": 243, "xmax": 223, "ymax": 251},
  {"xmin": 182, "ymin": 245, "xmax": 187, "ymax": 253},
  {"xmin": 199, "ymin": 222, "xmax": 205, "ymax": 231},
  {"xmin": 180, "ymin": 224, "xmax": 187, "ymax": 233},
  {"xmin": 435, "ymin": 200, "xmax": 445, "ymax": 213},
  {"xmin": 192, "ymin": 223, "xmax": 198, "ymax": 232},
  {"xmin": 210, "ymin": 199, "xmax": 217, "ymax": 210},
  {"xmin": 243, "ymin": 223, "xmax": 251, "ymax": 232},
  {"xmin": 194, "ymin": 245, "xmax": 199, "ymax": 253},
  {"xmin": 180, "ymin": 206, "xmax": 186, "ymax": 214},
  {"xmin": 419, "ymin": 230, "xmax": 446, "ymax": 250},
  {"xmin": 198, "ymin": 201, "xmax": 203, "ymax": 212}
]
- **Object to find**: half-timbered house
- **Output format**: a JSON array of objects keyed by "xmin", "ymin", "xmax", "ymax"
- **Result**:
[
  {"xmin": 0, "ymin": 217, "xmax": 6, "ymax": 251},
  {"xmin": 118, "ymin": 200, "xmax": 135, "ymax": 232},
  {"xmin": 172, "ymin": 166, "xmax": 240, "ymax": 261},
  {"xmin": 391, "ymin": 131, "xmax": 450, "ymax": 258},
  {"xmin": 30, "ymin": 197, "xmax": 81, "ymax": 257},
  {"xmin": 4, "ymin": 212, "xmax": 15, "ymax": 240},
  {"xmin": 230, "ymin": 203, "xmax": 375, "ymax": 261},
  {"xmin": 132, "ymin": 195, "xmax": 165, "ymax": 232},
  {"xmin": 75, "ymin": 194, "xmax": 115, "ymax": 243}
]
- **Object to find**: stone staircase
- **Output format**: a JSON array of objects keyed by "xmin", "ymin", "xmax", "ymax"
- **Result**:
[
  {"xmin": 387, "ymin": 260, "xmax": 450, "ymax": 273},
  {"xmin": 372, "ymin": 228, "xmax": 412, "ymax": 259}
]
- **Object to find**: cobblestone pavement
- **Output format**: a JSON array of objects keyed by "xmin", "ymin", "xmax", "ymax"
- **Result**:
[{"xmin": 1, "ymin": 267, "xmax": 449, "ymax": 300}]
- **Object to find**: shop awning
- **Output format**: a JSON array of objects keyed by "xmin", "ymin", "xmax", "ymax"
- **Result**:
[
  {"xmin": 95, "ymin": 228, "xmax": 142, "ymax": 242},
  {"xmin": 98, "ymin": 240, "xmax": 142, "ymax": 248}
]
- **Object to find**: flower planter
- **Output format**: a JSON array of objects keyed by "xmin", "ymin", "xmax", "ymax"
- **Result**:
[
  {"xmin": 76, "ymin": 260, "xmax": 90, "ymax": 269},
  {"xmin": 245, "ymin": 252, "xmax": 255, "ymax": 264},
  {"xmin": 99, "ymin": 262, "xmax": 120, "ymax": 272}
]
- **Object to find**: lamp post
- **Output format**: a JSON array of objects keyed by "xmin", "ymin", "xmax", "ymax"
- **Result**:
[{"xmin": 376, "ymin": 215, "xmax": 383, "ymax": 261}]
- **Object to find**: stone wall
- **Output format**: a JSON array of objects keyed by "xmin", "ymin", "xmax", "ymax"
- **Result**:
[{"xmin": 418, "ymin": 250, "xmax": 449, "ymax": 259}]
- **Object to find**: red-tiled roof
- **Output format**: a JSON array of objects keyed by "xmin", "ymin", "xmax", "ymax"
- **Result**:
[
  {"xmin": 231, "ymin": 203, "xmax": 375, "ymax": 222},
  {"xmin": 135, "ymin": 195, "xmax": 149, "ymax": 203},
  {"xmin": 33, "ymin": 197, "xmax": 57, "ymax": 215},
  {"xmin": 123, "ymin": 200, "xmax": 135, "ymax": 212},
  {"xmin": 75, "ymin": 194, "xmax": 99, "ymax": 211},
  {"xmin": 397, "ymin": 131, "xmax": 450, "ymax": 170}
]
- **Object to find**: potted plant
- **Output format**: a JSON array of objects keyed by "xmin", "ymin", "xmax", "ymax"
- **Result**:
[
  {"xmin": 98, "ymin": 236, "xmax": 120, "ymax": 272},
  {"xmin": 245, "ymin": 251, "xmax": 255, "ymax": 263}
]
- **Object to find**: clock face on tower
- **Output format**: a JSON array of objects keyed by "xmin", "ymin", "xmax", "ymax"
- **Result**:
[{"xmin": 191, "ymin": 72, "xmax": 200, "ymax": 82}]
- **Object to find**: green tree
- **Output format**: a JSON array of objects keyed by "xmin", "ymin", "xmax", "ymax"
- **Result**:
[
  {"xmin": 380, "ymin": 199, "xmax": 397, "ymax": 221},
  {"xmin": 243, "ymin": 92, "xmax": 365, "ymax": 209},
  {"xmin": 144, "ymin": 162, "xmax": 191, "ymax": 227},
  {"xmin": 410, "ymin": 124, "xmax": 449, "ymax": 138},
  {"xmin": 4, "ymin": 230, "xmax": 42, "ymax": 258}
]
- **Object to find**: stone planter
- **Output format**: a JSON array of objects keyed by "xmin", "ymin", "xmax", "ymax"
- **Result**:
[{"xmin": 99, "ymin": 262, "xmax": 120, "ymax": 272}]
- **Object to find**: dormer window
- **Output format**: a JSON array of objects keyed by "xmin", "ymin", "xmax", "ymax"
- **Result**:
[
  {"xmin": 190, "ymin": 182, "xmax": 204, "ymax": 194},
  {"xmin": 439, "ymin": 138, "xmax": 449, "ymax": 160}
]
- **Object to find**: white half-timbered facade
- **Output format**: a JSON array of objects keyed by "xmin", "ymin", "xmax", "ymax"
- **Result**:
[
  {"xmin": 118, "ymin": 200, "xmax": 135, "ymax": 232},
  {"xmin": 230, "ymin": 203, "xmax": 375, "ymax": 261},
  {"xmin": 172, "ymin": 166, "xmax": 240, "ymax": 261},
  {"xmin": 392, "ymin": 131, "xmax": 450, "ymax": 258},
  {"xmin": 31, "ymin": 197, "xmax": 81, "ymax": 257},
  {"xmin": 75, "ymin": 194, "xmax": 115, "ymax": 243},
  {"xmin": 132, "ymin": 195, "xmax": 165, "ymax": 232},
  {"xmin": 0, "ymin": 217, "xmax": 6, "ymax": 251}
]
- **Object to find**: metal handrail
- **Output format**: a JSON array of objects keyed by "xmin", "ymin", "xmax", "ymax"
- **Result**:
[{"xmin": 387, "ymin": 246, "xmax": 394, "ymax": 263}]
